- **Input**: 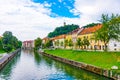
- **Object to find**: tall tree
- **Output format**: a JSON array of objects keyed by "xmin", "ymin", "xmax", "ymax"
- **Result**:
[
  {"xmin": 34, "ymin": 37, "xmax": 42, "ymax": 50},
  {"xmin": 76, "ymin": 38, "xmax": 82, "ymax": 48},
  {"xmin": 82, "ymin": 37, "xmax": 90, "ymax": 49},
  {"xmin": 45, "ymin": 40, "xmax": 53, "ymax": 48},
  {"xmin": 95, "ymin": 14, "xmax": 120, "ymax": 51},
  {"xmin": 2, "ymin": 31, "xmax": 13, "ymax": 52},
  {"xmin": 1, "ymin": 31, "xmax": 21, "ymax": 52},
  {"xmin": 64, "ymin": 39, "xmax": 68, "ymax": 48},
  {"xmin": 68, "ymin": 39, "xmax": 73, "ymax": 48}
]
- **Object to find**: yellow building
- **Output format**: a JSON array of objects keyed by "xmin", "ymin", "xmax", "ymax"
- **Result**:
[
  {"xmin": 77, "ymin": 24, "xmax": 105, "ymax": 50},
  {"xmin": 65, "ymin": 32, "xmax": 72, "ymax": 49},
  {"xmin": 52, "ymin": 34, "xmax": 66, "ymax": 49}
]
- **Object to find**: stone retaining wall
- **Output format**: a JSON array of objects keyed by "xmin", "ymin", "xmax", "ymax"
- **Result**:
[
  {"xmin": 40, "ymin": 52, "xmax": 120, "ymax": 80},
  {"xmin": 0, "ymin": 49, "xmax": 21, "ymax": 70}
]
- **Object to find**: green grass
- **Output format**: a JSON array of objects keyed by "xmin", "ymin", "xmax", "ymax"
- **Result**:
[{"xmin": 44, "ymin": 49, "xmax": 120, "ymax": 70}]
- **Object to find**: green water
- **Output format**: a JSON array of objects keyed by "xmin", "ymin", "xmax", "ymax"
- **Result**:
[{"xmin": 0, "ymin": 50, "xmax": 111, "ymax": 80}]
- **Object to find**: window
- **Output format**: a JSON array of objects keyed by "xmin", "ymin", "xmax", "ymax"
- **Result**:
[{"xmin": 114, "ymin": 44, "xmax": 117, "ymax": 47}]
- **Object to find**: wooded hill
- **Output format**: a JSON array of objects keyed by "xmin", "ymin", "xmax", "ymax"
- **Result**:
[{"xmin": 47, "ymin": 24, "xmax": 79, "ymax": 38}]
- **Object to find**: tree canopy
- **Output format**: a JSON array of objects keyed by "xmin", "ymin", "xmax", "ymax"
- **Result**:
[
  {"xmin": 34, "ymin": 37, "xmax": 42, "ymax": 50},
  {"xmin": 95, "ymin": 14, "xmax": 120, "ymax": 51},
  {"xmin": 83, "ymin": 23, "xmax": 100, "ymax": 28},
  {"xmin": 1, "ymin": 31, "xmax": 22, "ymax": 52},
  {"xmin": 48, "ymin": 24, "xmax": 79, "ymax": 38}
]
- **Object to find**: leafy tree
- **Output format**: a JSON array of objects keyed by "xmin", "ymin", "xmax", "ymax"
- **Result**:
[
  {"xmin": 68, "ymin": 39, "xmax": 73, "ymax": 48},
  {"xmin": 56, "ymin": 40, "xmax": 59, "ymax": 46},
  {"xmin": 48, "ymin": 24, "xmax": 79, "ymax": 38},
  {"xmin": 83, "ymin": 23, "xmax": 100, "ymax": 28},
  {"xmin": 82, "ymin": 37, "xmax": 90, "ymax": 49},
  {"xmin": 45, "ymin": 40, "xmax": 53, "ymax": 48},
  {"xmin": 95, "ymin": 14, "xmax": 120, "ymax": 51},
  {"xmin": 1, "ymin": 31, "xmax": 22, "ymax": 52},
  {"xmin": 76, "ymin": 38, "xmax": 82, "ymax": 48},
  {"xmin": 0, "ymin": 38, "xmax": 3, "ymax": 50},
  {"xmin": 34, "ymin": 37, "xmax": 42, "ymax": 50},
  {"xmin": 2, "ymin": 31, "xmax": 13, "ymax": 52},
  {"xmin": 60, "ymin": 41, "xmax": 63, "ymax": 46},
  {"xmin": 64, "ymin": 39, "xmax": 68, "ymax": 48}
]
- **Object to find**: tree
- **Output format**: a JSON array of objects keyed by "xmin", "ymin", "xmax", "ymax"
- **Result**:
[
  {"xmin": 83, "ymin": 23, "xmax": 100, "ymax": 28},
  {"xmin": 34, "ymin": 37, "xmax": 42, "ymax": 50},
  {"xmin": 82, "ymin": 37, "xmax": 90, "ymax": 49},
  {"xmin": 95, "ymin": 14, "xmax": 120, "ymax": 51},
  {"xmin": 64, "ymin": 39, "xmax": 68, "ymax": 48},
  {"xmin": 76, "ymin": 38, "xmax": 82, "ymax": 49},
  {"xmin": 68, "ymin": 39, "xmax": 73, "ymax": 48},
  {"xmin": 48, "ymin": 24, "xmax": 79, "ymax": 38},
  {"xmin": 60, "ymin": 41, "xmax": 63, "ymax": 46},
  {"xmin": 0, "ymin": 38, "xmax": 3, "ymax": 50},
  {"xmin": 2, "ymin": 31, "xmax": 13, "ymax": 52},
  {"xmin": 45, "ymin": 40, "xmax": 53, "ymax": 48},
  {"xmin": 1, "ymin": 31, "xmax": 22, "ymax": 52},
  {"xmin": 56, "ymin": 40, "xmax": 59, "ymax": 46}
]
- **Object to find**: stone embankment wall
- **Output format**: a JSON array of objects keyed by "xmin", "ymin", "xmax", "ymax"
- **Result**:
[
  {"xmin": 0, "ymin": 49, "xmax": 21, "ymax": 70},
  {"xmin": 40, "ymin": 52, "xmax": 120, "ymax": 80}
]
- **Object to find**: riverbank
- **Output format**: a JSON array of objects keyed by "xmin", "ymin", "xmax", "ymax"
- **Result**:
[
  {"xmin": 42, "ymin": 49, "xmax": 120, "ymax": 80},
  {"xmin": 0, "ymin": 49, "xmax": 21, "ymax": 70}
]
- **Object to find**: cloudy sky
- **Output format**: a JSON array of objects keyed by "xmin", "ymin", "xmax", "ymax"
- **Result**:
[{"xmin": 0, "ymin": 0, "xmax": 120, "ymax": 41}]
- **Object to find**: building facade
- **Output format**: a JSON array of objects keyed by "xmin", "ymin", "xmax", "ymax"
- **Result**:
[
  {"xmin": 22, "ymin": 40, "xmax": 34, "ymax": 49},
  {"xmin": 53, "ymin": 34, "xmax": 66, "ymax": 49},
  {"xmin": 108, "ymin": 40, "xmax": 120, "ymax": 51},
  {"xmin": 78, "ymin": 24, "xmax": 105, "ymax": 50}
]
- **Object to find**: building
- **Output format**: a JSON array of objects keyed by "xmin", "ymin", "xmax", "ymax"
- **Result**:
[
  {"xmin": 108, "ymin": 40, "xmax": 120, "ymax": 51},
  {"xmin": 71, "ymin": 28, "xmax": 84, "ymax": 49},
  {"xmin": 42, "ymin": 37, "xmax": 49, "ymax": 44},
  {"xmin": 22, "ymin": 40, "xmax": 34, "ymax": 49},
  {"xmin": 53, "ymin": 34, "xmax": 66, "ymax": 49},
  {"xmin": 78, "ymin": 24, "xmax": 104, "ymax": 50}
]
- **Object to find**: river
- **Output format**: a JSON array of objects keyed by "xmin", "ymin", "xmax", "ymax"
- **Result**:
[{"xmin": 0, "ymin": 50, "xmax": 110, "ymax": 80}]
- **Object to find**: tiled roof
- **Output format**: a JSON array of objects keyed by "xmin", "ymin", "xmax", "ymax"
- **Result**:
[
  {"xmin": 79, "ymin": 24, "xmax": 102, "ymax": 35},
  {"xmin": 42, "ymin": 37, "xmax": 49, "ymax": 40},
  {"xmin": 70, "ymin": 28, "xmax": 80, "ymax": 34},
  {"xmin": 53, "ymin": 34, "xmax": 66, "ymax": 40}
]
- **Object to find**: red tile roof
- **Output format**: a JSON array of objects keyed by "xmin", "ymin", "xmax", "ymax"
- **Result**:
[{"xmin": 79, "ymin": 24, "xmax": 102, "ymax": 35}]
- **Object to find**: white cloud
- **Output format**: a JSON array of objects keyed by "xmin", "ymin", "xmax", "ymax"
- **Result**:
[
  {"xmin": 72, "ymin": 0, "xmax": 120, "ymax": 23},
  {"xmin": 0, "ymin": 0, "xmax": 120, "ymax": 41}
]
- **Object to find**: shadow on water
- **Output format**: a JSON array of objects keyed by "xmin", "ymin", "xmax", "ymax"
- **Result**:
[{"xmin": 0, "ymin": 50, "xmax": 111, "ymax": 80}]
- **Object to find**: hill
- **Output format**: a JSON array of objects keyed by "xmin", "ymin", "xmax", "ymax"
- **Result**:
[{"xmin": 48, "ymin": 24, "xmax": 79, "ymax": 38}]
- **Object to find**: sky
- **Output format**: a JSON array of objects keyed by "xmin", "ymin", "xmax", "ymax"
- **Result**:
[{"xmin": 0, "ymin": 0, "xmax": 120, "ymax": 41}]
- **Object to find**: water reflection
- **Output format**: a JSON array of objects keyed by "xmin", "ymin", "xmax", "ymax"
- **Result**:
[{"xmin": 0, "ymin": 50, "xmax": 110, "ymax": 80}]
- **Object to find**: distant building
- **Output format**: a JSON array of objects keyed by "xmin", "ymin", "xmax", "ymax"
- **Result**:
[{"xmin": 22, "ymin": 40, "xmax": 34, "ymax": 49}]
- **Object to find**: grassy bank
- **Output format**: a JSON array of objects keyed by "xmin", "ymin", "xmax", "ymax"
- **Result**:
[{"xmin": 44, "ymin": 49, "xmax": 120, "ymax": 71}]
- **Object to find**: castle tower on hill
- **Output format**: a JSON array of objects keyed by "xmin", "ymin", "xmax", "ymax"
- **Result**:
[{"xmin": 64, "ymin": 22, "xmax": 66, "ymax": 26}]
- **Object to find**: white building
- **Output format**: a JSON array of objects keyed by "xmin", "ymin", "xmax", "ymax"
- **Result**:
[{"xmin": 108, "ymin": 40, "xmax": 120, "ymax": 51}]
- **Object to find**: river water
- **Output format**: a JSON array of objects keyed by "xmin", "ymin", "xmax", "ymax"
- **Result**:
[{"xmin": 0, "ymin": 50, "xmax": 110, "ymax": 80}]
